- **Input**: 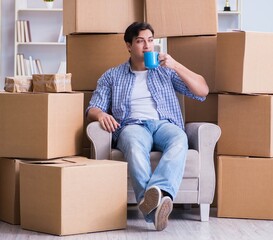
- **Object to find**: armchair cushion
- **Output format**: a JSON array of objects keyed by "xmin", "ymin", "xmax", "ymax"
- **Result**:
[{"xmin": 111, "ymin": 149, "xmax": 200, "ymax": 178}]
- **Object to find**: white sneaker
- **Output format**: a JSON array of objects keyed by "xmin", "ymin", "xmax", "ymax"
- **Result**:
[
  {"xmin": 139, "ymin": 186, "xmax": 162, "ymax": 215},
  {"xmin": 154, "ymin": 196, "xmax": 173, "ymax": 231}
]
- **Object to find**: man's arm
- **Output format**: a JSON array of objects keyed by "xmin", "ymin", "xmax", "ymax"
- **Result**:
[
  {"xmin": 158, "ymin": 53, "xmax": 209, "ymax": 97},
  {"xmin": 87, "ymin": 107, "xmax": 120, "ymax": 133}
]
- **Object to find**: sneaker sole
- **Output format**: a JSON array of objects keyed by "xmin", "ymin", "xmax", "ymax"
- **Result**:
[
  {"xmin": 155, "ymin": 196, "xmax": 173, "ymax": 231},
  {"xmin": 139, "ymin": 186, "xmax": 161, "ymax": 215}
]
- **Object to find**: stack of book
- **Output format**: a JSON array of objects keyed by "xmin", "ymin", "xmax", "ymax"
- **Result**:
[
  {"xmin": 16, "ymin": 54, "xmax": 43, "ymax": 76},
  {"xmin": 16, "ymin": 20, "xmax": 31, "ymax": 43}
]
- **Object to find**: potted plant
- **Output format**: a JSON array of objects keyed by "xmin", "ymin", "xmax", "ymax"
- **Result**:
[{"xmin": 44, "ymin": 0, "xmax": 54, "ymax": 9}]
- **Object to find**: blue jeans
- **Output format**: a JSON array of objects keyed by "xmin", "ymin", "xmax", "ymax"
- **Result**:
[{"xmin": 116, "ymin": 120, "xmax": 188, "ymax": 220}]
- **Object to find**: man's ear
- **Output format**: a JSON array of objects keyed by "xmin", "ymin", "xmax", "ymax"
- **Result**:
[{"xmin": 126, "ymin": 42, "xmax": 131, "ymax": 53}]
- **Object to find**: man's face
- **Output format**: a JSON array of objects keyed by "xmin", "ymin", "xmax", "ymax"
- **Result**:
[{"xmin": 126, "ymin": 29, "xmax": 154, "ymax": 60}]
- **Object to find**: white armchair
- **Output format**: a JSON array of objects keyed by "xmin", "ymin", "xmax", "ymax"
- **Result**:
[{"xmin": 86, "ymin": 121, "xmax": 221, "ymax": 221}]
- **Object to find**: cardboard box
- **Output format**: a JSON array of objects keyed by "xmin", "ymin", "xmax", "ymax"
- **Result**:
[
  {"xmin": 82, "ymin": 91, "xmax": 93, "ymax": 147},
  {"xmin": 63, "ymin": 0, "xmax": 144, "ymax": 34},
  {"xmin": 218, "ymin": 94, "xmax": 273, "ymax": 157},
  {"xmin": 32, "ymin": 74, "xmax": 72, "ymax": 93},
  {"xmin": 184, "ymin": 93, "xmax": 218, "ymax": 123},
  {"xmin": 145, "ymin": 0, "xmax": 217, "ymax": 38},
  {"xmin": 0, "ymin": 92, "xmax": 83, "ymax": 159},
  {"xmin": 167, "ymin": 35, "xmax": 217, "ymax": 92},
  {"xmin": 4, "ymin": 76, "xmax": 32, "ymax": 93},
  {"xmin": 0, "ymin": 158, "xmax": 21, "ymax": 225},
  {"xmin": 67, "ymin": 34, "xmax": 129, "ymax": 91},
  {"xmin": 20, "ymin": 157, "xmax": 127, "ymax": 235},
  {"xmin": 216, "ymin": 31, "xmax": 273, "ymax": 94},
  {"xmin": 217, "ymin": 155, "xmax": 273, "ymax": 220}
]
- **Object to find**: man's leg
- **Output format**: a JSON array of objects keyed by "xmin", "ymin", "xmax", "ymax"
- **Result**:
[
  {"xmin": 148, "ymin": 120, "xmax": 188, "ymax": 199},
  {"xmin": 116, "ymin": 124, "xmax": 153, "ymax": 204},
  {"xmin": 147, "ymin": 120, "xmax": 188, "ymax": 230}
]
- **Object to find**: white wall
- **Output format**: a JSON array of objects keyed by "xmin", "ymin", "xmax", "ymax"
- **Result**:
[
  {"xmin": 241, "ymin": 0, "xmax": 273, "ymax": 32},
  {"xmin": 1, "ymin": 0, "xmax": 15, "ymax": 90}
]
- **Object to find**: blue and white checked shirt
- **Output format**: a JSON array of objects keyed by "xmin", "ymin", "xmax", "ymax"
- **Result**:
[{"xmin": 86, "ymin": 60, "xmax": 205, "ymax": 141}]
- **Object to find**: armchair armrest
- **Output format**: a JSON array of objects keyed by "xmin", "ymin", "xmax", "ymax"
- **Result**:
[
  {"xmin": 86, "ymin": 121, "xmax": 112, "ymax": 159},
  {"xmin": 185, "ymin": 122, "xmax": 221, "ymax": 204}
]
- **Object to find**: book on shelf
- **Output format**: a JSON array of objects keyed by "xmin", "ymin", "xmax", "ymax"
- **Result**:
[
  {"xmin": 29, "ymin": 56, "xmax": 34, "ymax": 75},
  {"xmin": 57, "ymin": 25, "xmax": 65, "ymax": 43},
  {"xmin": 24, "ymin": 59, "xmax": 31, "ymax": 76},
  {"xmin": 16, "ymin": 54, "xmax": 22, "ymax": 76},
  {"xmin": 19, "ymin": 54, "xmax": 25, "ymax": 76},
  {"xmin": 20, "ymin": 21, "xmax": 25, "ymax": 43},
  {"xmin": 57, "ymin": 61, "xmax": 66, "ymax": 74},
  {"xmin": 36, "ymin": 59, "xmax": 43, "ymax": 74},
  {"xmin": 24, "ymin": 20, "xmax": 31, "ymax": 42},
  {"xmin": 16, "ymin": 20, "xmax": 21, "ymax": 42},
  {"xmin": 16, "ymin": 55, "xmax": 44, "ymax": 76},
  {"xmin": 16, "ymin": 20, "xmax": 31, "ymax": 43}
]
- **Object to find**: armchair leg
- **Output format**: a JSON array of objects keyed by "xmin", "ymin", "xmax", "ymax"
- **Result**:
[{"xmin": 200, "ymin": 203, "xmax": 210, "ymax": 222}]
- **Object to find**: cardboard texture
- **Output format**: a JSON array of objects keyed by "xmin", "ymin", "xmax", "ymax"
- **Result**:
[
  {"xmin": 184, "ymin": 93, "xmax": 218, "ymax": 123},
  {"xmin": 0, "ymin": 158, "xmax": 21, "ymax": 225},
  {"xmin": 67, "ymin": 34, "xmax": 129, "ymax": 90},
  {"xmin": 32, "ymin": 74, "xmax": 72, "ymax": 93},
  {"xmin": 0, "ymin": 92, "xmax": 83, "ymax": 159},
  {"xmin": 145, "ymin": 0, "xmax": 217, "ymax": 38},
  {"xmin": 20, "ymin": 157, "xmax": 127, "ymax": 235},
  {"xmin": 82, "ymin": 91, "xmax": 93, "ymax": 148},
  {"xmin": 167, "ymin": 35, "xmax": 217, "ymax": 92},
  {"xmin": 63, "ymin": 0, "xmax": 144, "ymax": 34},
  {"xmin": 4, "ymin": 76, "xmax": 32, "ymax": 93},
  {"xmin": 217, "ymin": 155, "xmax": 273, "ymax": 220},
  {"xmin": 216, "ymin": 31, "xmax": 273, "ymax": 94},
  {"xmin": 217, "ymin": 94, "xmax": 273, "ymax": 157}
]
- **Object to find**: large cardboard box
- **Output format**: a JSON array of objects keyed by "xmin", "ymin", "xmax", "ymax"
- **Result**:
[
  {"xmin": 63, "ymin": 0, "xmax": 144, "ymax": 34},
  {"xmin": 67, "ymin": 34, "xmax": 129, "ymax": 91},
  {"xmin": 184, "ymin": 93, "xmax": 218, "ymax": 123},
  {"xmin": 145, "ymin": 0, "xmax": 217, "ymax": 38},
  {"xmin": 167, "ymin": 35, "xmax": 217, "ymax": 92},
  {"xmin": 20, "ymin": 157, "xmax": 127, "ymax": 235},
  {"xmin": 216, "ymin": 31, "xmax": 273, "ymax": 94},
  {"xmin": 218, "ymin": 94, "xmax": 273, "ymax": 157},
  {"xmin": 0, "ymin": 158, "xmax": 21, "ymax": 225},
  {"xmin": 217, "ymin": 155, "xmax": 273, "ymax": 220},
  {"xmin": 0, "ymin": 92, "xmax": 83, "ymax": 159}
]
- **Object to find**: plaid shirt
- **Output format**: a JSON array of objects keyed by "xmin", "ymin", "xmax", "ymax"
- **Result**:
[{"xmin": 87, "ymin": 61, "xmax": 205, "ymax": 141}]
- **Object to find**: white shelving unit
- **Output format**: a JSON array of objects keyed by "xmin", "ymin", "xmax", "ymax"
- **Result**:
[
  {"xmin": 14, "ymin": 0, "xmax": 65, "ymax": 76},
  {"xmin": 217, "ymin": 0, "xmax": 241, "ymax": 32}
]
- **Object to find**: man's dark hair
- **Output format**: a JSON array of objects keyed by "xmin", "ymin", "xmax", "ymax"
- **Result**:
[{"xmin": 124, "ymin": 22, "xmax": 154, "ymax": 44}]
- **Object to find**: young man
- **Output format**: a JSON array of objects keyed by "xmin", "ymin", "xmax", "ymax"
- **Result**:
[{"xmin": 86, "ymin": 22, "xmax": 208, "ymax": 231}]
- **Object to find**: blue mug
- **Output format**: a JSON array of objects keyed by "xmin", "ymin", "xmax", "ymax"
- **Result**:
[{"xmin": 144, "ymin": 51, "xmax": 159, "ymax": 69}]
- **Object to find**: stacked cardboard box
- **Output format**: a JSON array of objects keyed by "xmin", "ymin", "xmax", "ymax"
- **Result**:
[
  {"xmin": 0, "ymin": 91, "xmax": 84, "ymax": 225},
  {"xmin": 165, "ymin": 0, "xmax": 218, "ymax": 124},
  {"xmin": 64, "ymin": 0, "xmax": 144, "ymax": 155},
  {"xmin": 20, "ymin": 157, "xmax": 127, "ymax": 235},
  {"xmin": 215, "ymin": 31, "xmax": 273, "ymax": 220},
  {"xmin": 0, "ymin": 91, "xmax": 128, "ymax": 235},
  {"xmin": 163, "ymin": 0, "xmax": 218, "ymax": 206}
]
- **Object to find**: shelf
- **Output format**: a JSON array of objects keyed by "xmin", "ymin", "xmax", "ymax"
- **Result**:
[
  {"xmin": 217, "ymin": 0, "xmax": 241, "ymax": 32},
  {"xmin": 16, "ymin": 42, "xmax": 66, "ymax": 46},
  {"xmin": 14, "ymin": 0, "xmax": 65, "ymax": 76},
  {"xmin": 18, "ymin": 8, "xmax": 63, "ymax": 12},
  {"xmin": 218, "ymin": 11, "xmax": 240, "ymax": 15}
]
